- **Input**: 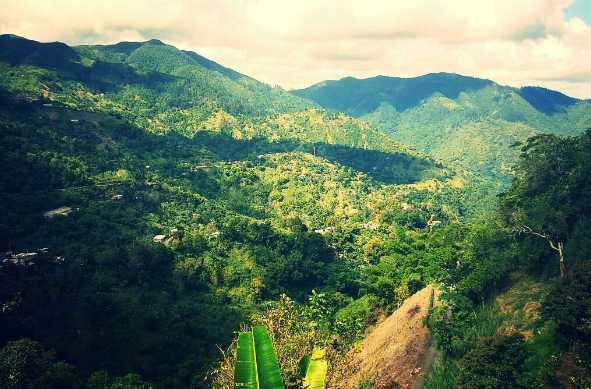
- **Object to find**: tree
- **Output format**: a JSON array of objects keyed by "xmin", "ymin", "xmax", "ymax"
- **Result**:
[
  {"xmin": 516, "ymin": 225, "xmax": 565, "ymax": 277},
  {"xmin": 501, "ymin": 132, "xmax": 591, "ymax": 276},
  {"xmin": 110, "ymin": 373, "xmax": 152, "ymax": 389},
  {"xmin": 542, "ymin": 261, "xmax": 591, "ymax": 350},
  {"xmin": 0, "ymin": 338, "xmax": 81, "ymax": 389}
]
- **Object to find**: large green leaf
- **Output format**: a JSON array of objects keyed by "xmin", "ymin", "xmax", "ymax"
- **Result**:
[
  {"xmin": 234, "ymin": 326, "xmax": 284, "ymax": 389},
  {"xmin": 253, "ymin": 326, "xmax": 285, "ymax": 389},
  {"xmin": 234, "ymin": 332, "xmax": 258, "ymax": 389},
  {"xmin": 303, "ymin": 347, "xmax": 327, "ymax": 389}
]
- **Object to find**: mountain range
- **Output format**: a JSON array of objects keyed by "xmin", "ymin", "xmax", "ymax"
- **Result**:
[
  {"xmin": 0, "ymin": 34, "xmax": 459, "ymax": 388},
  {"xmin": 1, "ymin": 34, "xmax": 590, "ymax": 389},
  {"xmin": 293, "ymin": 73, "xmax": 591, "ymax": 188}
]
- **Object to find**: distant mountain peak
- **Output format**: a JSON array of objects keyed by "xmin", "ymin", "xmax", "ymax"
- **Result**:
[
  {"xmin": 0, "ymin": 34, "xmax": 79, "ymax": 69},
  {"xmin": 335, "ymin": 72, "xmax": 492, "ymax": 84},
  {"xmin": 293, "ymin": 72, "xmax": 493, "ymax": 114},
  {"xmin": 0, "ymin": 33, "xmax": 25, "ymax": 40},
  {"xmin": 144, "ymin": 38, "xmax": 165, "ymax": 45},
  {"xmin": 88, "ymin": 38, "xmax": 167, "ymax": 55},
  {"xmin": 517, "ymin": 85, "xmax": 579, "ymax": 114},
  {"xmin": 293, "ymin": 72, "xmax": 585, "ymax": 116}
]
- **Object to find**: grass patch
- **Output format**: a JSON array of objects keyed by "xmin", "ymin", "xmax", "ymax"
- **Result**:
[
  {"xmin": 455, "ymin": 301, "xmax": 506, "ymax": 355},
  {"xmin": 423, "ymin": 356, "xmax": 458, "ymax": 389}
]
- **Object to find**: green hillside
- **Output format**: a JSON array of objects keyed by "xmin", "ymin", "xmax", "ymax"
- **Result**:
[
  {"xmin": 2, "ymin": 34, "xmax": 590, "ymax": 389},
  {"xmin": 293, "ymin": 74, "xmax": 591, "ymax": 191},
  {"xmin": 292, "ymin": 73, "xmax": 493, "ymax": 115},
  {"xmin": 0, "ymin": 35, "xmax": 465, "ymax": 388}
]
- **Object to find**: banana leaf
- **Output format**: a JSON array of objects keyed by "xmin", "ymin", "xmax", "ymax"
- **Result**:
[
  {"xmin": 234, "ymin": 332, "xmax": 258, "ymax": 389},
  {"xmin": 253, "ymin": 326, "xmax": 285, "ymax": 389},
  {"xmin": 234, "ymin": 326, "xmax": 285, "ymax": 389},
  {"xmin": 303, "ymin": 347, "xmax": 327, "ymax": 389}
]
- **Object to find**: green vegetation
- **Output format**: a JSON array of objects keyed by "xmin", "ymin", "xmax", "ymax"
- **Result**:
[
  {"xmin": 0, "ymin": 35, "xmax": 468, "ymax": 388},
  {"xmin": 1, "ymin": 33, "xmax": 590, "ymax": 389},
  {"xmin": 234, "ymin": 326, "xmax": 284, "ymax": 389},
  {"xmin": 500, "ymin": 132, "xmax": 591, "ymax": 276},
  {"xmin": 424, "ymin": 131, "xmax": 591, "ymax": 388},
  {"xmin": 542, "ymin": 262, "xmax": 591, "ymax": 355},
  {"xmin": 423, "ymin": 358, "xmax": 457, "ymax": 389},
  {"xmin": 456, "ymin": 333, "xmax": 529, "ymax": 389},
  {"xmin": 302, "ymin": 348, "xmax": 327, "ymax": 389},
  {"xmin": 293, "ymin": 74, "xmax": 591, "ymax": 208}
]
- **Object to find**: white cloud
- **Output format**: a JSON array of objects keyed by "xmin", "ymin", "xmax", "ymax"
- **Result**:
[{"xmin": 1, "ymin": 0, "xmax": 590, "ymax": 98}]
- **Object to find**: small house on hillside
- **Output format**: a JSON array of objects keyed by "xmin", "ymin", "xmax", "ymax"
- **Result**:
[
  {"xmin": 314, "ymin": 226, "xmax": 335, "ymax": 235},
  {"xmin": 153, "ymin": 235, "xmax": 166, "ymax": 244},
  {"xmin": 2, "ymin": 252, "xmax": 38, "ymax": 266},
  {"xmin": 43, "ymin": 206, "xmax": 73, "ymax": 219},
  {"xmin": 153, "ymin": 228, "xmax": 183, "ymax": 246}
]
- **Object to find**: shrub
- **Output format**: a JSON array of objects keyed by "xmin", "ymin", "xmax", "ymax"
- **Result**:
[
  {"xmin": 0, "ymin": 339, "xmax": 54, "ymax": 389},
  {"xmin": 333, "ymin": 295, "xmax": 379, "ymax": 340},
  {"xmin": 541, "ymin": 261, "xmax": 591, "ymax": 349},
  {"xmin": 457, "ymin": 333, "xmax": 529, "ymax": 389}
]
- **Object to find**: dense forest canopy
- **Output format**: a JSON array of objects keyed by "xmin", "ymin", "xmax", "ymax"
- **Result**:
[{"xmin": 0, "ymin": 34, "xmax": 590, "ymax": 389}]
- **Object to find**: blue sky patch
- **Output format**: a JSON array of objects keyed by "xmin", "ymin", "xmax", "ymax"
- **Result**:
[{"xmin": 566, "ymin": 0, "xmax": 591, "ymax": 24}]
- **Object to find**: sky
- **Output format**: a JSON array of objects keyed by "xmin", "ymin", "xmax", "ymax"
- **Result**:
[{"xmin": 1, "ymin": 0, "xmax": 590, "ymax": 98}]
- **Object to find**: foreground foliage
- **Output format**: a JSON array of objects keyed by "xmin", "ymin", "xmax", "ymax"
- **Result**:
[
  {"xmin": 425, "ymin": 131, "xmax": 591, "ymax": 388},
  {"xmin": 234, "ymin": 327, "xmax": 284, "ymax": 389}
]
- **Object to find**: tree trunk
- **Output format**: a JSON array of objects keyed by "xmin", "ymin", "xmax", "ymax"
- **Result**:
[
  {"xmin": 518, "ymin": 226, "xmax": 566, "ymax": 277},
  {"xmin": 558, "ymin": 242, "xmax": 566, "ymax": 278},
  {"xmin": 549, "ymin": 240, "xmax": 566, "ymax": 278}
]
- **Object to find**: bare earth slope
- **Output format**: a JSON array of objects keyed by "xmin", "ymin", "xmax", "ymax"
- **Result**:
[{"xmin": 337, "ymin": 286, "xmax": 438, "ymax": 389}]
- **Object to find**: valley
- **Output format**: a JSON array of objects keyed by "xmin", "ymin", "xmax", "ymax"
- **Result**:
[{"xmin": 0, "ymin": 34, "xmax": 590, "ymax": 389}]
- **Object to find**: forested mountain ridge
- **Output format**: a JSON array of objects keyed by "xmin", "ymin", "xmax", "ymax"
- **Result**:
[
  {"xmin": 292, "ymin": 73, "xmax": 587, "ymax": 117},
  {"xmin": 0, "ymin": 33, "xmax": 312, "ymax": 118},
  {"xmin": 0, "ymin": 35, "xmax": 467, "ymax": 388},
  {"xmin": 1, "ymin": 33, "xmax": 590, "ymax": 389},
  {"xmin": 292, "ymin": 73, "xmax": 591, "ymax": 191},
  {"xmin": 0, "ymin": 34, "xmax": 441, "ymax": 161},
  {"xmin": 292, "ymin": 73, "xmax": 494, "ymax": 116}
]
